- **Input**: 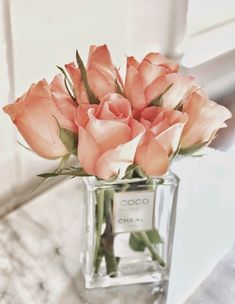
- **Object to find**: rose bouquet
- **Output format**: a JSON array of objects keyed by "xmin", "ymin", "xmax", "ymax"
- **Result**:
[{"xmin": 3, "ymin": 45, "xmax": 232, "ymax": 288}]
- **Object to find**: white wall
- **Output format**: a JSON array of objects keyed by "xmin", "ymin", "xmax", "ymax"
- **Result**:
[
  {"xmin": 0, "ymin": 0, "xmax": 17, "ymax": 199},
  {"xmin": 11, "ymin": 0, "xmax": 183, "ymax": 95}
]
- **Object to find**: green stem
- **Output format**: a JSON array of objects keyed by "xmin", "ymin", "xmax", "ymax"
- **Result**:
[
  {"xmin": 94, "ymin": 243, "xmax": 104, "ymax": 274},
  {"xmin": 102, "ymin": 189, "xmax": 118, "ymax": 277},
  {"xmin": 94, "ymin": 188, "xmax": 118, "ymax": 277},
  {"xmin": 138, "ymin": 231, "xmax": 165, "ymax": 267},
  {"xmin": 94, "ymin": 188, "xmax": 105, "ymax": 273}
]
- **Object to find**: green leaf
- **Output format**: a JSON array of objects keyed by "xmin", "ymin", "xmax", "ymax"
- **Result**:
[
  {"xmin": 64, "ymin": 79, "xmax": 76, "ymax": 101},
  {"xmin": 52, "ymin": 115, "xmax": 78, "ymax": 155},
  {"xmin": 129, "ymin": 233, "xmax": 146, "ymax": 252},
  {"xmin": 115, "ymin": 79, "xmax": 126, "ymax": 97},
  {"xmin": 157, "ymin": 178, "xmax": 164, "ymax": 185},
  {"xmin": 76, "ymin": 50, "xmax": 100, "ymax": 105},
  {"xmin": 95, "ymin": 171, "xmax": 119, "ymax": 182},
  {"xmin": 129, "ymin": 229, "xmax": 162, "ymax": 252},
  {"xmin": 148, "ymin": 83, "xmax": 174, "ymax": 107},
  {"xmin": 123, "ymin": 164, "xmax": 137, "ymax": 179},
  {"xmin": 179, "ymin": 141, "xmax": 209, "ymax": 155},
  {"xmin": 125, "ymin": 165, "xmax": 148, "ymax": 179},
  {"xmin": 58, "ymin": 154, "xmax": 71, "ymax": 171},
  {"xmin": 146, "ymin": 229, "xmax": 162, "ymax": 244},
  {"xmin": 37, "ymin": 172, "xmax": 61, "ymax": 178},
  {"xmin": 59, "ymin": 127, "xmax": 78, "ymax": 155},
  {"xmin": 134, "ymin": 166, "xmax": 147, "ymax": 178},
  {"xmin": 61, "ymin": 167, "xmax": 90, "ymax": 176},
  {"xmin": 126, "ymin": 164, "xmax": 138, "ymax": 171},
  {"xmin": 38, "ymin": 166, "xmax": 90, "ymax": 178},
  {"xmin": 57, "ymin": 65, "xmax": 75, "ymax": 100}
]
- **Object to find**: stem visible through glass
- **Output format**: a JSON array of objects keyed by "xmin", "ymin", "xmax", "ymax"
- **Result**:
[
  {"xmin": 94, "ymin": 176, "xmax": 165, "ymax": 277},
  {"xmin": 94, "ymin": 188, "xmax": 118, "ymax": 276}
]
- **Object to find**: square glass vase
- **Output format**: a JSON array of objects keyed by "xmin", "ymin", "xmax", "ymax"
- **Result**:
[{"xmin": 81, "ymin": 171, "xmax": 179, "ymax": 289}]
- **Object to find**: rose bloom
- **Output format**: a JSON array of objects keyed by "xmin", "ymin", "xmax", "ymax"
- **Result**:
[
  {"xmin": 135, "ymin": 107, "xmax": 188, "ymax": 176},
  {"xmin": 65, "ymin": 45, "xmax": 122, "ymax": 103},
  {"xmin": 3, "ymin": 76, "xmax": 77, "ymax": 159},
  {"xmin": 76, "ymin": 93, "xmax": 145, "ymax": 180},
  {"xmin": 180, "ymin": 91, "xmax": 232, "ymax": 150},
  {"xmin": 124, "ymin": 52, "xmax": 194, "ymax": 115}
]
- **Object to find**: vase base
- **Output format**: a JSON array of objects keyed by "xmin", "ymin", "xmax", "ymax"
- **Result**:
[
  {"xmin": 85, "ymin": 271, "xmax": 168, "ymax": 289},
  {"xmin": 76, "ymin": 271, "xmax": 168, "ymax": 304}
]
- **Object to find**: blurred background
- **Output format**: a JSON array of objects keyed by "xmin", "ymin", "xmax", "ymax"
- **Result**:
[{"xmin": 0, "ymin": 0, "xmax": 235, "ymax": 214}]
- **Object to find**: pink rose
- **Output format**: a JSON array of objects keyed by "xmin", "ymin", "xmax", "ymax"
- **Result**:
[
  {"xmin": 135, "ymin": 107, "xmax": 188, "ymax": 176},
  {"xmin": 3, "ymin": 78, "xmax": 77, "ymax": 159},
  {"xmin": 65, "ymin": 45, "xmax": 122, "ymax": 103},
  {"xmin": 50, "ymin": 74, "xmax": 77, "ymax": 122},
  {"xmin": 144, "ymin": 73, "xmax": 194, "ymax": 109},
  {"xmin": 76, "ymin": 94, "xmax": 145, "ymax": 179},
  {"xmin": 180, "ymin": 91, "xmax": 232, "ymax": 150},
  {"xmin": 124, "ymin": 53, "xmax": 193, "ymax": 114},
  {"xmin": 95, "ymin": 93, "xmax": 132, "ymax": 123}
]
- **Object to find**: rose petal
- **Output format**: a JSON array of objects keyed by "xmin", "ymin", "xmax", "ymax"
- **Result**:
[
  {"xmin": 141, "ymin": 106, "xmax": 166, "ymax": 122},
  {"xmin": 156, "ymin": 122, "xmax": 186, "ymax": 155},
  {"xmin": 97, "ymin": 93, "xmax": 132, "ymax": 123},
  {"xmin": 127, "ymin": 56, "xmax": 140, "ymax": 68},
  {"xmin": 135, "ymin": 133, "xmax": 169, "ymax": 176},
  {"xmin": 145, "ymin": 74, "xmax": 172, "ymax": 105},
  {"xmin": 75, "ymin": 104, "xmax": 98, "ymax": 128},
  {"xmin": 65, "ymin": 63, "xmax": 88, "ymax": 104},
  {"xmin": 50, "ymin": 74, "xmax": 77, "ymax": 132},
  {"xmin": 144, "ymin": 53, "xmax": 179, "ymax": 72},
  {"xmin": 95, "ymin": 130, "xmax": 144, "ymax": 179},
  {"xmin": 4, "ymin": 80, "xmax": 70, "ymax": 159},
  {"xmin": 77, "ymin": 127, "xmax": 100, "ymax": 175},
  {"xmin": 138, "ymin": 59, "xmax": 168, "ymax": 87},
  {"xmin": 87, "ymin": 69, "xmax": 116, "ymax": 100},
  {"xmin": 161, "ymin": 74, "xmax": 194, "ymax": 109},
  {"xmin": 86, "ymin": 111, "xmax": 132, "ymax": 153},
  {"xmin": 130, "ymin": 118, "xmax": 146, "ymax": 138},
  {"xmin": 87, "ymin": 45, "xmax": 114, "ymax": 70},
  {"xmin": 181, "ymin": 93, "xmax": 232, "ymax": 148},
  {"xmin": 151, "ymin": 120, "xmax": 170, "ymax": 136},
  {"xmin": 145, "ymin": 73, "xmax": 194, "ymax": 109},
  {"xmin": 125, "ymin": 65, "xmax": 146, "ymax": 110}
]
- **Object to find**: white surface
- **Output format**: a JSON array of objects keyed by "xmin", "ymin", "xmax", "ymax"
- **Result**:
[
  {"xmin": 185, "ymin": 243, "xmax": 235, "ymax": 303},
  {"xmin": 168, "ymin": 150, "xmax": 235, "ymax": 303}
]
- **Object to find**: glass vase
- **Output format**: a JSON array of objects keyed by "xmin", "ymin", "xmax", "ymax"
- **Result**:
[{"xmin": 81, "ymin": 171, "xmax": 179, "ymax": 291}]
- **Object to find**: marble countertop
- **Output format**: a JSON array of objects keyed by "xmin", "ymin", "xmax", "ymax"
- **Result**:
[{"xmin": 0, "ymin": 150, "xmax": 235, "ymax": 304}]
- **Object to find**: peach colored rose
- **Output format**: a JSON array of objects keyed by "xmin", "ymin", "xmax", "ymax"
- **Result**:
[
  {"xmin": 96, "ymin": 93, "xmax": 132, "ymax": 123},
  {"xmin": 144, "ymin": 73, "xmax": 194, "ymax": 109},
  {"xmin": 76, "ymin": 94, "xmax": 145, "ymax": 179},
  {"xmin": 3, "ymin": 78, "xmax": 77, "ymax": 159},
  {"xmin": 65, "ymin": 45, "xmax": 122, "ymax": 104},
  {"xmin": 124, "ymin": 53, "xmax": 193, "ymax": 114},
  {"xmin": 180, "ymin": 91, "xmax": 232, "ymax": 149},
  {"xmin": 135, "ymin": 107, "xmax": 188, "ymax": 176},
  {"xmin": 50, "ymin": 74, "xmax": 77, "ymax": 122},
  {"xmin": 76, "ymin": 93, "xmax": 131, "ymax": 128}
]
